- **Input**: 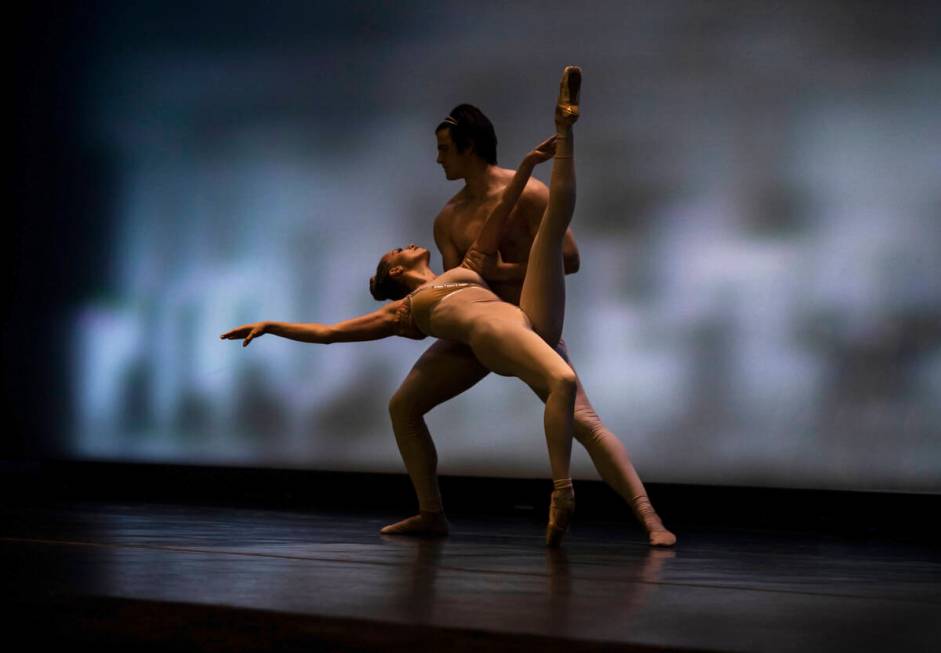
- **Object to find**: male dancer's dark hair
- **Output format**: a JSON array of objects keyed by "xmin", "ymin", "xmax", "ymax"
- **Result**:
[{"xmin": 436, "ymin": 104, "xmax": 498, "ymax": 165}]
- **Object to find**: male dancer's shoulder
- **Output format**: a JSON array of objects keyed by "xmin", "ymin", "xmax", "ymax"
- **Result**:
[
  {"xmin": 522, "ymin": 173, "xmax": 549, "ymax": 200},
  {"xmin": 519, "ymin": 176, "xmax": 550, "ymax": 234}
]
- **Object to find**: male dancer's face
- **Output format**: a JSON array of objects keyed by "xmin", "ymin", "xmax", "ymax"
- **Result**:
[{"xmin": 435, "ymin": 128, "xmax": 473, "ymax": 181}]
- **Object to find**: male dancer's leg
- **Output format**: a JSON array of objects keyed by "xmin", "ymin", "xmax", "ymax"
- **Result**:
[
  {"xmin": 555, "ymin": 339, "xmax": 677, "ymax": 546},
  {"xmin": 381, "ymin": 338, "xmax": 489, "ymax": 534}
]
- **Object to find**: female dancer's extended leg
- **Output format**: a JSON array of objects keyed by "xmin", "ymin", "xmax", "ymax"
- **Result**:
[{"xmin": 519, "ymin": 66, "xmax": 580, "ymax": 347}]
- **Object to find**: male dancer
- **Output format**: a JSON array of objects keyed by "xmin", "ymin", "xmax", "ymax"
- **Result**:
[{"xmin": 383, "ymin": 91, "xmax": 676, "ymax": 547}]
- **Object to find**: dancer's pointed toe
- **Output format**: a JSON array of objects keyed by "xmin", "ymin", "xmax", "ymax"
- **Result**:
[
  {"xmin": 556, "ymin": 65, "xmax": 582, "ymax": 126},
  {"xmin": 545, "ymin": 488, "xmax": 575, "ymax": 547}
]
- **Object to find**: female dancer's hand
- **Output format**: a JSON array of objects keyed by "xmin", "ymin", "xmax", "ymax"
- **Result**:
[
  {"xmin": 526, "ymin": 135, "xmax": 558, "ymax": 165},
  {"xmin": 220, "ymin": 322, "xmax": 268, "ymax": 347}
]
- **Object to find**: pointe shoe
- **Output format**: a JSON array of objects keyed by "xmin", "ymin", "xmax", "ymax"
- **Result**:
[
  {"xmin": 546, "ymin": 489, "xmax": 575, "ymax": 547},
  {"xmin": 555, "ymin": 65, "xmax": 581, "ymax": 126}
]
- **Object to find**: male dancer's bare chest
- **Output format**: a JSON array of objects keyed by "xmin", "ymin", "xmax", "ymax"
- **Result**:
[
  {"xmin": 446, "ymin": 201, "xmax": 529, "ymax": 306},
  {"xmin": 450, "ymin": 201, "xmax": 533, "ymax": 264}
]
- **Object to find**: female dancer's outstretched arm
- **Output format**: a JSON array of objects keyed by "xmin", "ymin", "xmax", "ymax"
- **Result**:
[{"xmin": 220, "ymin": 302, "xmax": 404, "ymax": 347}]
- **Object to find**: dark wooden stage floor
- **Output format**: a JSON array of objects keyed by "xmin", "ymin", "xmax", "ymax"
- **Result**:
[{"xmin": 3, "ymin": 500, "xmax": 939, "ymax": 652}]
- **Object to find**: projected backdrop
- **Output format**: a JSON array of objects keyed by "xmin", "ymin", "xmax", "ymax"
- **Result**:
[{"xmin": 69, "ymin": 2, "xmax": 940, "ymax": 492}]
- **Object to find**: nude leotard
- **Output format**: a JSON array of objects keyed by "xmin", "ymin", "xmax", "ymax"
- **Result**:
[
  {"xmin": 408, "ymin": 283, "xmax": 480, "ymax": 336},
  {"xmin": 394, "ymin": 262, "xmax": 510, "ymax": 340}
]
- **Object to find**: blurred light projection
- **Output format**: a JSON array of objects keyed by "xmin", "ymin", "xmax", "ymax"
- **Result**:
[{"xmin": 71, "ymin": 2, "xmax": 940, "ymax": 491}]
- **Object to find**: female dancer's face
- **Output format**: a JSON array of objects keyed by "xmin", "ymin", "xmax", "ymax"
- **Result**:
[{"xmin": 382, "ymin": 244, "xmax": 431, "ymax": 273}]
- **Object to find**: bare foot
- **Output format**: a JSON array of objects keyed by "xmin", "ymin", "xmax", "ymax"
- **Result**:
[
  {"xmin": 632, "ymin": 496, "xmax": 677, "ymax": 547},
  {"xmin": 380, "ymin": 510, "xmax": 449, "ymax": 536},
  {"xmin": 647, "ymin": 525, "xmax": 678, "ymax": 547}
]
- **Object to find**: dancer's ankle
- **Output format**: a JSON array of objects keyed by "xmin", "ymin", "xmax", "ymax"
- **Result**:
[
  {"xmin": 553, "ymin": 129, "xmax": 574, "ymax": 159},
  {"xmin": 419, "ymin": 500, "xmax": 443, "ymax": 513},
  {"xmin": 631, "ymin": 495, "xmax": 677, "ymax": 547},
  {"xmin": 553, "ymin": 477, "xmax": 574, "ymax": 496}
]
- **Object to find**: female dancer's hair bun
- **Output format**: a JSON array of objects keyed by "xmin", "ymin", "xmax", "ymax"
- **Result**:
[
  {"xmin": 369, "ymin": 275, "xmax": 382, "ymax": 301},
  {"xmin": 369, "ymin": 258, "xmax": 408, "ymax": 301}
]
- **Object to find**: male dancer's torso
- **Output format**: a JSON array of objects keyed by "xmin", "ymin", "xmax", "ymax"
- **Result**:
[{"xmin": 434, "ymin": 167, "xmax": 553, "ymax": 306}]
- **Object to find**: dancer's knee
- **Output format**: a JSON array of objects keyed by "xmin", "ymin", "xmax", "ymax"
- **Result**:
[
  {"xmin": 388, "ymin": 387, "xmax": 423, "ymax": 423},
  {"xmin": 549, "ymin": 369, "xmax": 577, "ymax": 401}
]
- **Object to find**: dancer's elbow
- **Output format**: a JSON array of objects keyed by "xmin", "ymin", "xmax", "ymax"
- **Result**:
[{"xmin": 314, "ymin": 326, "xmax": 336, "ymax": 344}]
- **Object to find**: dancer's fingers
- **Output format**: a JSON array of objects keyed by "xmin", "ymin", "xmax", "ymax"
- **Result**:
[
  {"xmin": 538, "ymin": 135, "xmax": 558, "ymax": 151},
  {"xmin": 221, "ymin": 325, "xmax": 250, "ymax": 340},
  {"xmin": 243, "ymin": 327, "xmax": 263, "ymax": 347},
  {"xmin": 530, "ymin": 135, "xmax": 559, "ymax": 162}
]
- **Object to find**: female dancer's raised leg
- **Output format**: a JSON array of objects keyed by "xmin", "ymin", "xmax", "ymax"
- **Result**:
[{"xmin": 519, "ymin": 65, "xmax": 580, "ymax": 347}]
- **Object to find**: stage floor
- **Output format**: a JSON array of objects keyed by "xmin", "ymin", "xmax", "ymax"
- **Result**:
[{"xmin": 3, "ymin": 501, "xmax": 939, "ymax": 652}]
